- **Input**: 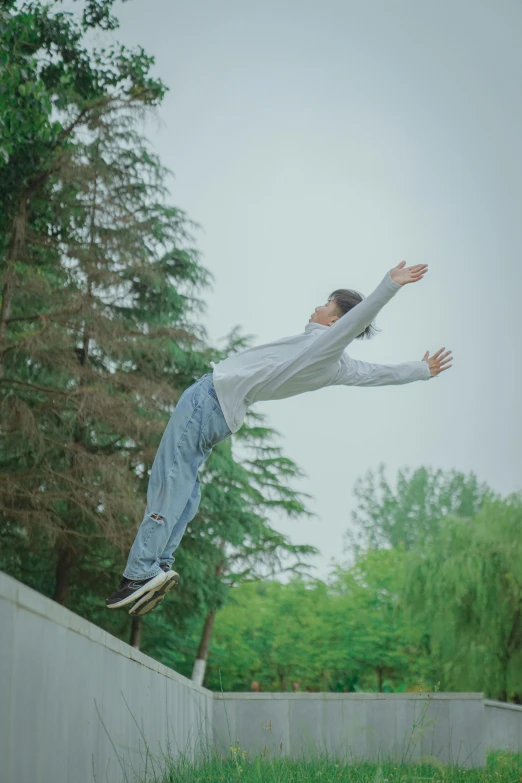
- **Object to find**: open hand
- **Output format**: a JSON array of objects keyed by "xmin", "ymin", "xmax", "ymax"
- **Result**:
[
  {"xmin": 423, "ymin": 348, "xmax": 453, "ymax": 377},
  {"xmin": 390, "ymin": 261, "xmax": 428, "ymax": 286}
]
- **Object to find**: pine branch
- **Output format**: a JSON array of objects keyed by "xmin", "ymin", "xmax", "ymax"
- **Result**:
[
  {"xmin": 0, "ymin": 379, "xmax": 73, "ymax": 395},
  {"xmin": 7, "ymin": 305, "xmax": 84, "ymax": 323}
]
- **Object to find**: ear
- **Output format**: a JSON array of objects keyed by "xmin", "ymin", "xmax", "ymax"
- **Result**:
[{"xmin": 329, "ymin": 315, "xmax": 339, "ymax": 326}]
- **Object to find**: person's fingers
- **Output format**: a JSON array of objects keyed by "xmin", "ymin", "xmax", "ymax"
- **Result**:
[
  {"xmin": 400, "ymin": 263, "xmax": 428, "ymax": 283},
  {"xmin": 432, "ymin": 360, "xmax": 453, "ymax": 373},
  {"xmin": 427, "ymin": 348, "xmax": 454, "ymax": 373},
  {"xmin": 395, "ymin": 263, "xmax": 426, "ymax": 274}
]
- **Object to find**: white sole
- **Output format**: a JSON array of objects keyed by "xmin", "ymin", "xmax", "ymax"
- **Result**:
[
  {"xmin": 129, "ymin": 571, "xmax": 180, "ymax": 616},
  {"xmin": 106, "ymin": 571, "xmax": 167, "ymax": 609}
]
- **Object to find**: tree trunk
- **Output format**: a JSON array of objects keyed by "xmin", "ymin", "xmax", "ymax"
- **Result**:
[
  {"xmin": 55, "ymin": 175, "xmax": 96, "ymax": 608},
  {"xmin": 192, "ymin": 558, "xmax": 225, "ymax": 687},
  {"xmin": 130, "ymin": 616, "xmax": 142, "ymax": 649},
  {"xmin": 502, "ymin": 607, "xmax": 522, "ymax": 702},
  {"xmin": 377, "ymin": 666, "xmax": 383, "ymax": 693},
  {"xmin": 0, "ymin": 199, "xmax": 27, "ymax": 380},
  {"xmin": 192, "ymin": 609, "xmax": 216, "ymax": 687},
  {"xmin": 53, "ymin": 543, "xmax": 73, "ymax": 605}
]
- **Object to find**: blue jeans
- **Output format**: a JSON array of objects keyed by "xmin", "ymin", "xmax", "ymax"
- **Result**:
[{"xmin": 124, "ymin": 373, "xmax": 231, "ymax": 580}]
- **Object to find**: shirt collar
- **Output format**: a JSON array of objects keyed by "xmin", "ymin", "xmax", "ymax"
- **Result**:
[{"xmin": 304, "ymin": 322, "xmax": 328, "ymax": 334}]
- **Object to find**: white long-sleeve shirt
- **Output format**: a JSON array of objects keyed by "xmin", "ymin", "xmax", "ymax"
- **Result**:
[{"xmin": 211, "ymin": 270, "xmax": 431, "ymax": 433}]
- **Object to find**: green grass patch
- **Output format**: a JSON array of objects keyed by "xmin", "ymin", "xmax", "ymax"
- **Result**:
[{"xmin": 139, "ymin": 752, "xmax": 522, "ymax": 783}]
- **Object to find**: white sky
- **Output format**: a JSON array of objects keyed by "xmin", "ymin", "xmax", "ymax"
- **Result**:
[{"xmin": 94, "ymin": 0, "xmax": 522, "ymax": 577}]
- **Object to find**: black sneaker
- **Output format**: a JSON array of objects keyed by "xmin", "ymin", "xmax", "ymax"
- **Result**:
[
  {"xmin": 106, "ymin": 571, "xmax": 167, "ymax": 609},
  {"xmin": 129, "ymin": 570, "xmax": 180, "ymax": 616}
]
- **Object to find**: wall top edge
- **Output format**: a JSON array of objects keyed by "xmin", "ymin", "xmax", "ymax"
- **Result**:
[
  {"xmin": 484, "ymin": 700, "xmax": 522, "ymax": 712},
  {"xmin": 0, "ymin": 571, "xmax": 213, "ymax": 698},
  {"xmin": 213, "ymin": 692, "xmax": 485, "ymax": 701}
]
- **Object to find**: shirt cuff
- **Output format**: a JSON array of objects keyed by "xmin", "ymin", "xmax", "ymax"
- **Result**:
[
  {"xmin": 421, "ymin": 360, "xmax": 432, "ymax": 380},
  {"xmin": 385, "ymin": 270, "xmax": 402, "ymax": 292}
]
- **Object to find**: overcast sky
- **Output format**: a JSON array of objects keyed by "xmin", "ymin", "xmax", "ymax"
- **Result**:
[{"xmin": 94, "ymin": 0, "xmax": 521, "ymax": 577}]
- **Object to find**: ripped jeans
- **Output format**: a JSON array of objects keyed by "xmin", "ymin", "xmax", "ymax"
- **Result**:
[{"xmin": 123, "ymin": 373, "xmax": 232, "ymax": 580}]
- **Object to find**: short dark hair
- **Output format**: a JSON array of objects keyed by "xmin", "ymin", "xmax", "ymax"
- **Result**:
[{"xmin": 328, "ymin": 288, "xmax": 382, "ymax": 340}]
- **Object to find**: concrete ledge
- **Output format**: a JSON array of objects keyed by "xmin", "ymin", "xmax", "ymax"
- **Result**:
[
  {"xmin": 1, "ymin": 571, "xmax": 211, "ymax": 698},
  {"xmin": 215, "ymin": 692, "xmax": 484, "ymax": 700},
  {"xmin": 485, "ymin": 700, "xmax": 522, "ymax": 712}
]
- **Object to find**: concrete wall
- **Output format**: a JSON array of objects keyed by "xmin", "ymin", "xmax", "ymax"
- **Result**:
[
  {"xmin": 3, "ymin": 571, "xmax": 522, "ymax": 783},
  {"xmin": 213, "ymin": 692, "xmax": 486, "ymax": 767},
  {"xmin": 485, "ymin": 700, "xmax": 522, "ymax": 753},
  {"xmin": 0, "ymin": 571, "xmax": 213, "ymax": 783}
]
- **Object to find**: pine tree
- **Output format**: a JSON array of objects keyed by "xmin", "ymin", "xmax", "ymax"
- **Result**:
[
  {"xmin": 1, "ymin": 0, "xmax": 317, "ymax": 663},
  {"xmin": 0, "ymin": 1, "xmax": 210, "ymax": 601}
]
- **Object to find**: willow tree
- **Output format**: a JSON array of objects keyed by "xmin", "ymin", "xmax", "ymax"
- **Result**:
[{"xmin": 405, "ymin": 493, "xmax": 522, "ymax": 702}]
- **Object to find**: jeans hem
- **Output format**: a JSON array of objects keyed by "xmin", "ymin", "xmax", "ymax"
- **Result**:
[{"xmin": 122, "ymin": 566, "xmax": 163, "ymax": 581}]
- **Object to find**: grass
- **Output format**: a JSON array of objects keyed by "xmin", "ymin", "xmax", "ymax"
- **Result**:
[{"xmin": 137, "ymin": 751, "xmax": 522, "ymax": 783}]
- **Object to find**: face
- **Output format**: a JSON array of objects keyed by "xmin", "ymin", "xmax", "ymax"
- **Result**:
[{"xmin": 308, "ymin": 298, "xmax": 340, "ymax": 326}]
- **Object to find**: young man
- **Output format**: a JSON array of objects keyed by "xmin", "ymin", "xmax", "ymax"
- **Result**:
[{"xmin": 106, "ymin": 261, "xmax": 452, "ymax": 615}]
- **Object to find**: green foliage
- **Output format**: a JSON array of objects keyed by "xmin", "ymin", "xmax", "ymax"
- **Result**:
[
  {"xmin": 206, "ymin": 579, "xmax": 330, "ymax": 691},
  {"xmin": 206, "ymin": 555, "xmax": 425, "ymax": 694},
  {"xmin": 0, "ymin": 0, "xmax": 166, "ymax": 237},
  {"xmin": 347, "ymin": 463, "xmax": 494, "ymax": 553}
]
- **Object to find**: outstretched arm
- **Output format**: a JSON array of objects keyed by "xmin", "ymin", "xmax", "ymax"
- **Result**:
[
  {"xmin": 335, "ymin": 355, "xmax": 430, "ymax": 386},
  {"xmin": 304, "ymin": 262, "xmax": 428, "ymax": 366},
  {"xmin": 335, "ymin": 347, "xmax": 453, "ymax": 387}
]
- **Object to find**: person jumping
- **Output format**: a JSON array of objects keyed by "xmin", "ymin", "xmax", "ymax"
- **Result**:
[{"xmin": 106, "ymin": 261, "xmax": 453, "ymax": 616}]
